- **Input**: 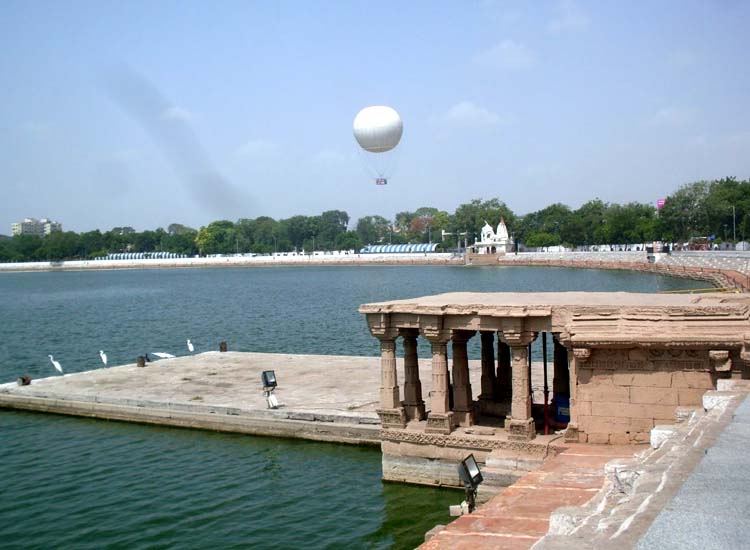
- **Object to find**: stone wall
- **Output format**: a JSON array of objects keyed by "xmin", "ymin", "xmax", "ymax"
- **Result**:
[{"xmin": 574, "ymin": 349, "xmax": 718, "ymax": 444}]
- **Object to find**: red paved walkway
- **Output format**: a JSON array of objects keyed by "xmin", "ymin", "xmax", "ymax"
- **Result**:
[{"xmin": 420, "ymin": 444, "xmax": 639, "ymax": 550}]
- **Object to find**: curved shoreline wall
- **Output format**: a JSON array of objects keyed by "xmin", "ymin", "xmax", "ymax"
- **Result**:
[{"xmin": 0, "ymin": 251, "xmax": 748, "ymax": 291}]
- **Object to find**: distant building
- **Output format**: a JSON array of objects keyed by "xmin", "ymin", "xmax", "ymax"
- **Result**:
[
  {"xmin": 11, "ymin": 217, "xmax": 62, "ymax": 236},
  {"xmin": 469, "ymin": 219, "xmax": 513, "ymax": 255}
]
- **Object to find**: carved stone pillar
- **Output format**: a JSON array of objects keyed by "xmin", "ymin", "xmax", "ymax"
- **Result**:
[
  {"xmin": 553, "ymin": 336, "xmax": 570, "ymax": 397},
  {"xmin": 565, "ymin": 347, "xmax": 590, "ymax": 442},
  {"xmin": 495, "ymin": 336, "xmax": 512, "ymax": 400},
  {"xmin": 451, "ymin": 330, "xmax": 476, "ymax": 427},
  {"xmin": 479, "ymin": 331, "xmax": 496, "ymax": 401},
  {"xmin": 374, "ymin": 329, "xmax": 406, "ymax": 429},
  {"xmin": 400, "ymin": 328, "xmax": 425, "ymax": 421},
  {"xmin": 422, "ymin": 328, "xmax": 453, "ymax": 434},
  {"xmin": 501, "ymin": 330, "xmax": 536, "ymax": 440}
]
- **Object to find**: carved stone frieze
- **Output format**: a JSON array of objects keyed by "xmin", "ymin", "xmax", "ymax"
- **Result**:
[
  {"xmin": 578, "ymin": 348, "xmax": 710, "ymax": 371},
  {"xmin": 572, "ymin": 348, "xmax": 591, "ymax": 363},
  {"xmin": 380, "ymin": 429, "xmax": 551, "ymax": 455}
]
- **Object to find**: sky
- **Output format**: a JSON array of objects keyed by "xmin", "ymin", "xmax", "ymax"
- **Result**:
[{"xmin": 1, "ymin": 0, "xmax": 749, "ymax": 233}]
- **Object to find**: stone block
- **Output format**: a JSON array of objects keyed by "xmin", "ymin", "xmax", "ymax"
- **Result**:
[
  {"xmin": 577, "ymin": 369, "xmax": 615, "ymax": 385},
  {"xmin": 717, "ymin": 379, "xmax": 750, "ymax": 391},
  {"xmin": 578, "ymin": 415, "xmax": 630, "ymax": 434},
  {"xmin": 576, "ymin": 399, "xmax": 592, "ymax": 416},
  {"xmin": 591, "ymin": 401, "xmax": 676, "ymax": 420},
  {"xmin": 702, "ymin": 391, "xmax": 731, "ymax": 411},
  {"xmin": 587, "ymin": 433, "xmax": 610, "ymax": 444},
  {"xmin": 671, "ymin": 371, "xmax": 715, "ymax": 389},
  {"xmin": 650, "ymin": 425, "xmax": 678, "ymax": 449},
  {"xmin": 677, "ymin": 388, "xmax": 706, "ymax": 406},
  {"xmin": 609, "ymin": 432, "xmax": 632, "ymax": 445},
  {"xmin": 630, "ymin": 417, "xmax": 655, "ymax": 432},
  {"xmin": 629, "ymin": 387, "xmax": 678, "ymax": 405},
  {"xmin": 577, "ymin": 384, "xmax": 630, "ymax": 403},
  {"xmin": 613, "ymin": 371, "xmax": 672, "ymax": 388}
]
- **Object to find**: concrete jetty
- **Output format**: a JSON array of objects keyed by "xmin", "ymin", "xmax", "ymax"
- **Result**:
[
  {"xmin": 0, "ymin": 351, "xmax": 557, "ymax": 449},
  {"xmin": 0, "ymin": 352, "xmax": 385, "ymax": 445}
]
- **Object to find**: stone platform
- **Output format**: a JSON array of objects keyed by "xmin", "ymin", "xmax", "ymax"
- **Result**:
[
  {"xmin": 0, "ymin": 352, "xmax": 391, "ymax": 445},
  {"xmin": 0, "ymin": 352, "xmax": 557, "ymax": 445}
]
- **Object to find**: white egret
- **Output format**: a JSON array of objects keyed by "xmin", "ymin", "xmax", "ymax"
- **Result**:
[
  {"xmin": 99, "ymin": 350, "xmax": 108, "ymax": 366},
  {"xmin": 187, "ymin": 339, "xmax": 194, "ymax": 353},
  {"xmin": 151, "ymin": 352, "xmax": 175, "ymax": 359},
  {"xmin": 48, "ymin": 355, "xmax": 63, "ymax": 374}
]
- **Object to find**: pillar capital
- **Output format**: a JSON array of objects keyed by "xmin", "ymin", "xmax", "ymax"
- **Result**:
[
  {"xmin": 451, "ymin": 329, "xmax": 476, "ymax": 344},
  {"xmin": 501, "ymin": 330, "xmax": 535, "ymax": 347},
  {"xmin": 398, "ymin": 327, "xmax": 419, "ymax": 340},
  {"xmin": 709, "ymin": 350, "xmax": 732, "ymax": 372},
  {"xmin": 742, "ymin": 335, "xmax": 750, "ymax": 361},
  {"xmin": 572, "ymin": 347, "xmax": 591, "ymax": 363},
  {"xmin": 420, "ymin": 327, "xmax": 452, "ymax": 343},
  {"xmin": 371, "ymin": 327, "xmax": 400, "ymax": 342}
]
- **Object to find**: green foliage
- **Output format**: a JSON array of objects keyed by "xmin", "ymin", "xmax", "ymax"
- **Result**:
[
  {"xmin": 1, "ymin": 177, "xmax": 748, "ymax": 263},
  {"xmin": 196, "ymin": 220, "xmax": 236, "ymax": 255}
]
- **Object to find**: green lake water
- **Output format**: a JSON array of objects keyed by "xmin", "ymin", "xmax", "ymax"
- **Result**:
[{"xmin": 0, "ymin": 266, "xmax": 704, "ymax": 549}]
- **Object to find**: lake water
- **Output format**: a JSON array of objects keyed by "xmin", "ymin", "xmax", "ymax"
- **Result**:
[{"xmin": 0, "ymin": 266, "xmax": 703, "ymax": 549}]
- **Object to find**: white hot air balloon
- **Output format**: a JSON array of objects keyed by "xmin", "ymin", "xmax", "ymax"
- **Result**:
[{"xmin": 353, "ymin": 106, "xmax": 403, "ymax": 185}]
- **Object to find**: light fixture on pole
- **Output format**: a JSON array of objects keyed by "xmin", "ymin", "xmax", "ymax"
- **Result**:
[
  {"xmin": 262, "ymin": 370, "xmax": 279, "ymax": 409},
  {"xmin": 450, "ymin": 454, "xmax": 483, "ymax": 515}
]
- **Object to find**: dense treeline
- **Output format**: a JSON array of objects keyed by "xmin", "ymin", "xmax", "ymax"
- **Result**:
[{"xmin": 2, "ymin": 178, "xmax": 749, "ymax": 262}]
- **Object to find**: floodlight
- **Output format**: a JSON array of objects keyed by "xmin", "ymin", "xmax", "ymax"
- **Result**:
[
  {"xmin": 456, "ymin": 454, "xmax": 483, "ymax": 513},
  {"xmin": 261, "ymin": 370, "xmax": 279, "ymax": 409},
  {"xmin": 261, "ymin": 370, "xmax": 277, "ymax": 389},
  {"xmin": 457, "ymin": 454, "xmax": 483, "ymax": 490}
]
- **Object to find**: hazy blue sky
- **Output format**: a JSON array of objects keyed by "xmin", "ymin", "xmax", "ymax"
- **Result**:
[{"xmin": 1, "ymin": 1, "xmax": 748, "ymax": 232}]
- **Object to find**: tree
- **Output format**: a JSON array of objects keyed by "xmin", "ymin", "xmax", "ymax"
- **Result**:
[
  {"xmin": 335, "ymin": 231, "xmax": 362, "ymax": 251},
  {"xmin": 195, "ymin": 220, "xmax": 236, "ymax": 255},
  {"xmin": 452, "ymin": 198, "xmax": 516, "ymax": 241},
  {"xmin": 356, "ymin": 215, "xmax": 391, "ymax": 245},
  {"xmin": 317, "ymin": 210, "xmax": 350, "ymax": 250}
]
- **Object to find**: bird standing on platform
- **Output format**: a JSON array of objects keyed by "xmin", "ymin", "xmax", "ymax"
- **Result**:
[
  {"xmin": 48, "ymin": 355, "xmax": 63, "ymax": 374},
  {"xmin": 99, "ymin": 350, "xmax": 108, "ymax": 367},
  {"xmin": 187, "ymin": 339, "xmax": 194, "ymax": 353}
]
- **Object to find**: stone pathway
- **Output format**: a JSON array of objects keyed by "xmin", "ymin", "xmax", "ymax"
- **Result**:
[{"xmin": 421, "ymin": 444, "xmax": 637, "ymax": 550}]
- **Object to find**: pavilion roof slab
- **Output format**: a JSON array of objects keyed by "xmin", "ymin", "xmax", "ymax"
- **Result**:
[{"xmin": 361, "ymin": 292, "xmax": 750, "ymax": 348}]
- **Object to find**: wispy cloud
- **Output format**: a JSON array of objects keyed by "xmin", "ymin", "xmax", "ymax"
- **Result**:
[
  {"xmin": 646, "ymin": 106, "xmax": 697, "ymax": 127},
  {"xmin": 474, "ymin": 39, "xmax": 535, "ymax": 70},
  {"xmin": 443, "ymin": 101, "xmax": 502, "ymax": 126},
  {"xmin": 161, "ymin": 105, "xmax": 193, "ymax": 122},
  {"xmin": 547, "ymin": 0, "xmax": 589, "ymax": 33},
  {"xmin": 236, "ymin": 138, "xmax": 280, "ymax": 158}
]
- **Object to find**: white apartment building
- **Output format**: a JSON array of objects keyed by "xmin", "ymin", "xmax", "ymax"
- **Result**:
[{"xmin": 11, "ymin": 217, "xmax": 62, "ymax": 236}]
